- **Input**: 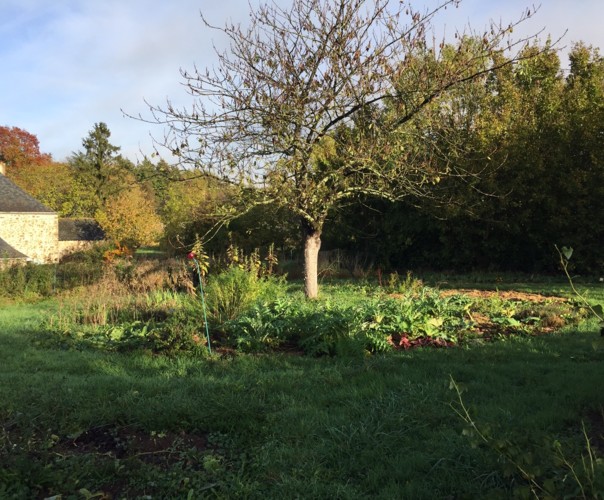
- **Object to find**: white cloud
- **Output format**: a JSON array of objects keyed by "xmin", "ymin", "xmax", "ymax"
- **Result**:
[{"xmin": 1, "ymin": 0, "xmax": 602, "ymax": 162}]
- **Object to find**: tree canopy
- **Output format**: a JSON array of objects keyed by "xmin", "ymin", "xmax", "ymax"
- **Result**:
[
  {"xmin": 145, "ymin": 0, "xmax": 542, "ymax": 297},
  {"xmin": 69, "ymin": 122, "xmax": 134, "ymax": 215},
  {"xmin": 0, "ymin": 126, "xmax": 52, "ymax": 182}
]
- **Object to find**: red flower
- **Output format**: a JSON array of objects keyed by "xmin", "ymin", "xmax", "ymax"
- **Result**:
[{"xmin": 187, "ymin": 251, "xmax": 196, "ymax": 260}]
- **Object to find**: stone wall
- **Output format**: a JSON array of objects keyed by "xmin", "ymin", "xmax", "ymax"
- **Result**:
[
  {"xmin": 58, "ymin": 240, "xmax": 99, "ymax": 259},
  {"xmin": 0, "ymin": 213, "xmax": 59, "ymax": 263}
]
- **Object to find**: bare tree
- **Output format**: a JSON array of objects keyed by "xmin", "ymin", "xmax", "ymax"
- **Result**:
[{"xmin": 144, "ymin": 0, "xmax": 542, "ymax": 298}]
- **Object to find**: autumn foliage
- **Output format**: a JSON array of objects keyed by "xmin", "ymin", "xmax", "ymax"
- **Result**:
[
  {"xmin": 95, "ymin": 184, "xmax": 164, "ymax": 249},
  {"xmin": 0, "ymin": 126, "xmax": 52, "ymax": 179}
]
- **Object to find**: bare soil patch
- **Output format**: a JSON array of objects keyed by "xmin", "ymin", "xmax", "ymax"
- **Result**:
[
  {"xmin": 54, "ymin": 424, "xmax": 209, "ymax": 467},
  {"xmin": 439, "ymin": 288, "xmax": 576, "ymax": 339},
  {"xmin": 440, "ymin": 289, "xmax": 567, "ymax": 303}
]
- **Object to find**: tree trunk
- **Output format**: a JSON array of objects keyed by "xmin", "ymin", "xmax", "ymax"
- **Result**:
[{"xmin": 303, "ymin": 229, "xmax": 322, "ymax": 299}]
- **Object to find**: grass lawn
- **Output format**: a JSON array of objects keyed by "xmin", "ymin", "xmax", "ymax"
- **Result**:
[{"xmin": 1, "ymin": 282, "xmax": 603, "ymax": 499}]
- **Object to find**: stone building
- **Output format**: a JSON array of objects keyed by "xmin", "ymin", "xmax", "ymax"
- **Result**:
[
  {"xmin": 0, "ymin": 163, "xmax": 104, "ymax": 266},
  {"xmin": 0, "ymin": 163, "xmax": 58, "ymax": 263},
  {"xmin": 58, "ymin": 218, "xmax": 105, "ymax": 257}
]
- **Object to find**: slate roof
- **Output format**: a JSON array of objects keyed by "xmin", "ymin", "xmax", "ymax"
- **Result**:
[
  {"xmin": 0, "ymin": 237, "xmax": 28, "ymax": 259},
  {"xmin": 59, "ymin": 218, "xmax": 105, "ymax": 241},
  {"xmin": 0, "ymin": 174, "xmax": 54, "ymax": 213}
]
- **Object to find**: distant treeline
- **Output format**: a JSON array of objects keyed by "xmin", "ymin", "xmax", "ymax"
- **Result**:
[{"xmin": 321, "ymin": 42, "xmax": 603, "ymax": 274}]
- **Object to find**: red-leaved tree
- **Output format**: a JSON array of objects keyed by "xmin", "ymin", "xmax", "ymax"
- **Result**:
[{"xmin": 0, "ymin": 126, "xmax": 52, "ymax": 180}]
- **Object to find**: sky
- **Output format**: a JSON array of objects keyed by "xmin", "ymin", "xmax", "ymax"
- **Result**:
[{"xmin": 1, "ymin": 0, "xmax": 602, "ymax": 163}]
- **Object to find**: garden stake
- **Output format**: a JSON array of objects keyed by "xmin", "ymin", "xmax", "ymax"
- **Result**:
[{"xmin": 187, "ymin": 252, "xmax": 212, "ymax": 354}]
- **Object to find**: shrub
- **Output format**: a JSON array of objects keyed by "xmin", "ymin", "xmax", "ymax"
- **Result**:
[
  {"xmin": 143, "ymin": 310, "xmax": 209, "ymax": 354},
  {"xmin": 0, "ymin": 245, "xmax": 113, "ymax": 300},
  {"xmin": 204, "ymin": 267, "xmax": 287, "ymax": 325},
  {"xmin": 0, "ymin": 263, "xmax": 56, "ymax": 299},
  {"xmin": 297, "ymin": 304, "xmax": 360, "ymax": 356}
]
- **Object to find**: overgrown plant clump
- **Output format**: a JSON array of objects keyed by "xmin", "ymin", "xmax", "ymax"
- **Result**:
[
  {"xmin": 43, "ymin": 252, "xmax": 588, "ymax": 357},
  {"xmin": 216, "ymin": 280, "xmax": 589, "ymax": 355},
  {"xmin": 204, "ymin": 267, "xmax": 287, "ymax": 326},
  {"xmin": 47, "ymin": 292, "xmax": 209, "ymax": 355},
  {"xmin": 44, "ymin": 246, "xmax": 287, "ymax": 354},
  {"xmin": 44, "ymin": 256, "xmax": 204, "ymax": 354}
]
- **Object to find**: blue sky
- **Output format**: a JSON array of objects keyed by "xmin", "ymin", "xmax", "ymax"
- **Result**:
[{"xmin": 1, "ymin": 0, "xmax": 602, "ymax": 163}]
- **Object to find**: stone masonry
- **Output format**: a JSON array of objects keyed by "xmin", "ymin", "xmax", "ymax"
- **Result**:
[
  {"xmin": 0, "ymin": 163, "xmax": 59, "ymax": 263},
  {"xmin": 0, "ymin": 213, "xmax": 59, "ymax": 263}
]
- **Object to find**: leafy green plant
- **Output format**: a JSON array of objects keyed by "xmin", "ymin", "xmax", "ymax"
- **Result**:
[
  {"xmin": 356, "ymin": 292, "xmax": 465, "ymax": 344},
  {"xmin": 145, "ymin": 313, "xmax": 208, "ymax": 354},
  {"xmin": 100, "ymin": 320, "xmax": 153, "ymax": 351},
  {"xmin": 222, "ymin": 290, "xmax": 466, "ymax": 356},
  {"xmin": 222, "ymin": 299, "xmax": 298, "ymax": 352},
  {"xmin": 221, "ymin": 297, "xmax": 364, "ymax": 356},
  {"xmin": 298, "ymin": 304, "xmax": 358, "ymax": 356},
  {"xmin": 47, "ymin": 312, "xmax": 208, "ymax": 355}
]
